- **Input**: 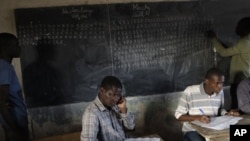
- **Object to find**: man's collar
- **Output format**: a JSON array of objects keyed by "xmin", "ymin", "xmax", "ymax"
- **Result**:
[
  {"xmin": 200, "ymin": 82, "xmax": 217, "ymax": 97},
  {"xmin": 94, "ymin": 96, "xmax": 115, "ymax": 112}
]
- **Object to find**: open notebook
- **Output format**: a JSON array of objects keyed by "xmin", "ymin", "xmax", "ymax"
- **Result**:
[{"xmin": 191, "ymin": 115, "xmax": 243, "ymax": 130}]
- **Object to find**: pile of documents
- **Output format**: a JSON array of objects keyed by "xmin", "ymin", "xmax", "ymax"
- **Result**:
[{"xmin": 191, "ymin": 115, "xmax": 243, "ymax": 130}]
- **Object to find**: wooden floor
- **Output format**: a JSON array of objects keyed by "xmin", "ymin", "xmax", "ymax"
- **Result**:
[{"xmin": 34, "ymin": 132, "xmax": 80, "ymax": 141}]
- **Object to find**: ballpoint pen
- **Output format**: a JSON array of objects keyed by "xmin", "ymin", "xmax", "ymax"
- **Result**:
[{"xmin": 199, "ymin": 108, "xmax": 206, "ymax": 115}]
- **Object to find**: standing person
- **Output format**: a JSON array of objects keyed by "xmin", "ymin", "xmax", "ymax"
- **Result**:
[
  {"xmin": 236, "ymin": 77, "xmax": 250, "ymax": 114},
  {"xmin": 80, "ymin": 75, "xmax": 135, "ymax": 141},
  {"xmin": 175, "ymin": 67, "xmax": 239, "ymax": 141},
  {"xmin": 207, "ymin": 17, "xmax": 250, "ymax": 109},
  {"xmin": 0, "ymin": 33, "xmax": 30, "ymax": 141}
]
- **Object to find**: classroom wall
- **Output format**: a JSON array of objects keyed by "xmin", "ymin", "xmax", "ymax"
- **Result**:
[{"xmin": 0, "ymin": 0, "xmax": 250, "ymax": 141}]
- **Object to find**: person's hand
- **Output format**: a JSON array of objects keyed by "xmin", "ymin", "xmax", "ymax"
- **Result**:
[
  {"xmin": 199, "ymin": 115, "xmax": 211, "ymax": 123},
  {"xmin": 226, "ymin": 109, "xmax": 240, "ymax": 116},
  {"xmin": 206, "ymin": 30, "xmax": 216, "ymax": 38},
  {"xmin": 117, "ymin": 97, "xmax": 127, "ymax": 113}
]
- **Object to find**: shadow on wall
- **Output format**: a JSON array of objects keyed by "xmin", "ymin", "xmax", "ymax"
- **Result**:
[
  {"xmin": 126, "ymin": 92, "xmax": 183, "ymax": 141},
  {"xmin": 144, "ymin": 101, "xmax": 183, "ymax": 141}
]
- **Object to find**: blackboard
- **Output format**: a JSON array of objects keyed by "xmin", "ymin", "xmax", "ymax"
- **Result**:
[{"xmin": 15, "ymin": 1, "xmax": 216, "ymax": 108}]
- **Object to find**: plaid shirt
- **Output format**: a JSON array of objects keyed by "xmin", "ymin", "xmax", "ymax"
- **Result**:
[{"xmin": 81, "ymin": 96, "xmax": 135, "ymax": 141}]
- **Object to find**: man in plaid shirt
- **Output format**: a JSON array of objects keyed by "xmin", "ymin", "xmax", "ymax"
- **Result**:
[{"xmin": 81, "ymin": 76, "xmax": 135, "ymax": 141}]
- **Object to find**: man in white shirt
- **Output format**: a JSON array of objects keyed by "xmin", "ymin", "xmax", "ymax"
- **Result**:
[{"xmin": 175, "ymin": 67, "xmax": 239, "ymax": 141}]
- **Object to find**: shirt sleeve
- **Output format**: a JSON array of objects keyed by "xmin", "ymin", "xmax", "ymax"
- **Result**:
[
  {"xmin": 0, "ymin": 68, "xmax": 10, "ymax": 85},
  {"xmin": 219, "ymin": 90, "xmax": 228, "ymax": 116},
  {"xmin": 212, "ymin": 38, "xmax": 241, "ymax": 57},
  {"xmin": 237, "ymin": 80, "xmax": 250, "ymax": 113},
  {"xmin": 120, "ymin": 111, "xmax": 135, "ymax": 130},
  {"xmin": 81, "ymin": 109, "xmax": 99, "ymax": 141},
  {"xmin": 175, "ymin": 88, "xmax": 190, "ymax": 119}
]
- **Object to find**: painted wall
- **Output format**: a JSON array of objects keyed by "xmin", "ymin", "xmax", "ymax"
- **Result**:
[
  {"xmin": 25, "ymin": 87, "xmax": 231, "ymax": 141},
  {"xmin": 28, "ymin": 92, "xmax": 184, "ymax": 140},
  {"xmin": 0, "ymin": 0, "xmax": 249, "ymax": 140}
]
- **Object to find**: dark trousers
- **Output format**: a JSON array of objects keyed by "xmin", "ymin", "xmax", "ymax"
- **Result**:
[{"xmin": 184, "ymin": 131, "xmax": 205, "ymax": 141}]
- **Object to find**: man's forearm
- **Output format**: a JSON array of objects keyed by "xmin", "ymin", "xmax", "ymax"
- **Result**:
[{"xmin": 121, "ymin": 112, "xmax": 135, "ymax": 130}]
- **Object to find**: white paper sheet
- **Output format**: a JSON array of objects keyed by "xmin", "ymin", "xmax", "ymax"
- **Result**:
[{"xmin": 191, "ymin": 115, "xmax": 243, "ymax": 130}]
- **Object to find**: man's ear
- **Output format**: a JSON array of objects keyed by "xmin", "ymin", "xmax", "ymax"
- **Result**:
[
  {"xmin": 204, "ymin": 78, "xmax": 209, "ymax": 84},
  {"xmin": 99, "ymin": 87, "xmax": 105, "ymax": 94}
]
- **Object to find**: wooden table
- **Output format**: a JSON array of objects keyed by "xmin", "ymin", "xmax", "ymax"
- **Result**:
[
  {"xmin": 210, "ymin": 136, "xmax": 229, "ymax": 141},
  {"xmin": 191, "ymin": 115, "xmax": 250, "ymax": 141}
]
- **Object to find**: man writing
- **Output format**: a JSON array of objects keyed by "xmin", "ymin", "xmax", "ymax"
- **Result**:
[{"xmin": 175, "ymin": 67, "xmax": 239, "ymax": 141}]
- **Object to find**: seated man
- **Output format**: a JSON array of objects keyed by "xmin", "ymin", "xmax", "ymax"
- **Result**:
[
  {"xmin": 175, "ymin": 67, "xmax": 239, "ymax": 141},
  {"xmin": 80, "ymin": 76, "xmax": 135, "ymax": 141},
  {"xmin": 237, "ymin": 78, "xmax": 250, "ymax": 114}
]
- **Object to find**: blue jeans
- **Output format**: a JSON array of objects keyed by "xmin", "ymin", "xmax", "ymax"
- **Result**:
[{"xmin": 184, "ymin": 131, "xmax": 205, "ymax": 141}]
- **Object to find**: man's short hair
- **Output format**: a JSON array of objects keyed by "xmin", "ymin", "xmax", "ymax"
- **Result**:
[
  {"xmin": 205, "ymin": 67, "xmax": 224, "ymax": 79},
  {"xmin": 0, "ymin": 33, "xmax": 18, "ymax": 49},
  {"xmin": 100, "ymin": 76, "xmax": 122, "ymax": 90}
]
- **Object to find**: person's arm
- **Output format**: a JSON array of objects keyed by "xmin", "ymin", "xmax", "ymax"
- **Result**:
[
  {"xmin": 212, "ymin": 38, "xmax": 241, "ymax": 57},
  {"xmin": 225, "ymin": 109, "xmax": 240, "ymax": 116},
  {"xmin": 0, "ymin": 85, "xmax": 21, "ymax": 132},
  {"xmin": 80, "ymin": 109, "xmax": 99, "ymax": 141},
  {"xmin": 207, "ymin": 30, "xmax": 241, "ymax": 57},
  {"xmin": 178, "ymin": 114, "xmax": 210, "ymax": 123},
  {"xmin": 237, "ymin": 80, "xmax": 250, "ymax": 113},
  {"xmin": 216, "ymin": 90, "xmax": 240, "ymax": 116},
  {"xmin": 175, "ymin": 90, "xmax": 210, "ymax": 123},
  {"xmin": 218, "ymin": 90, "xmax": 228, "ymax": 116},
  {"xmin": 218, "ymin": 102, "xmax": 239, "ymax": 116},
  {"xmin": 117, "ymin": 97, "xmax": 135, "ymax": 130}
]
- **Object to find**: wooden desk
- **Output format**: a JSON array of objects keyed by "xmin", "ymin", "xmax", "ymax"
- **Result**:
[
  {"xmin": 210, "ymin": 136, "xmax": 229, "ymax": 141},
  {"xmin": 191, "ymin": 115, "xmax": 250, "ymax": 141}
]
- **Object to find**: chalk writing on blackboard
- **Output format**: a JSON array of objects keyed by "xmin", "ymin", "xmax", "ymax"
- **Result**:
[
  {"xmin": 132, "ymin": 3, "xmax": 150, "ymax": 17},
  {"xmin": 62, "ymin": 7, "xmax": 94, "ymax": 20}
]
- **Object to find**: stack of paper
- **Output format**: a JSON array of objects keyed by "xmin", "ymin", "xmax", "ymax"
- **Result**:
[{"xmin": 191, "ymin": 115, "xmax": 243, "ymax": 130}]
